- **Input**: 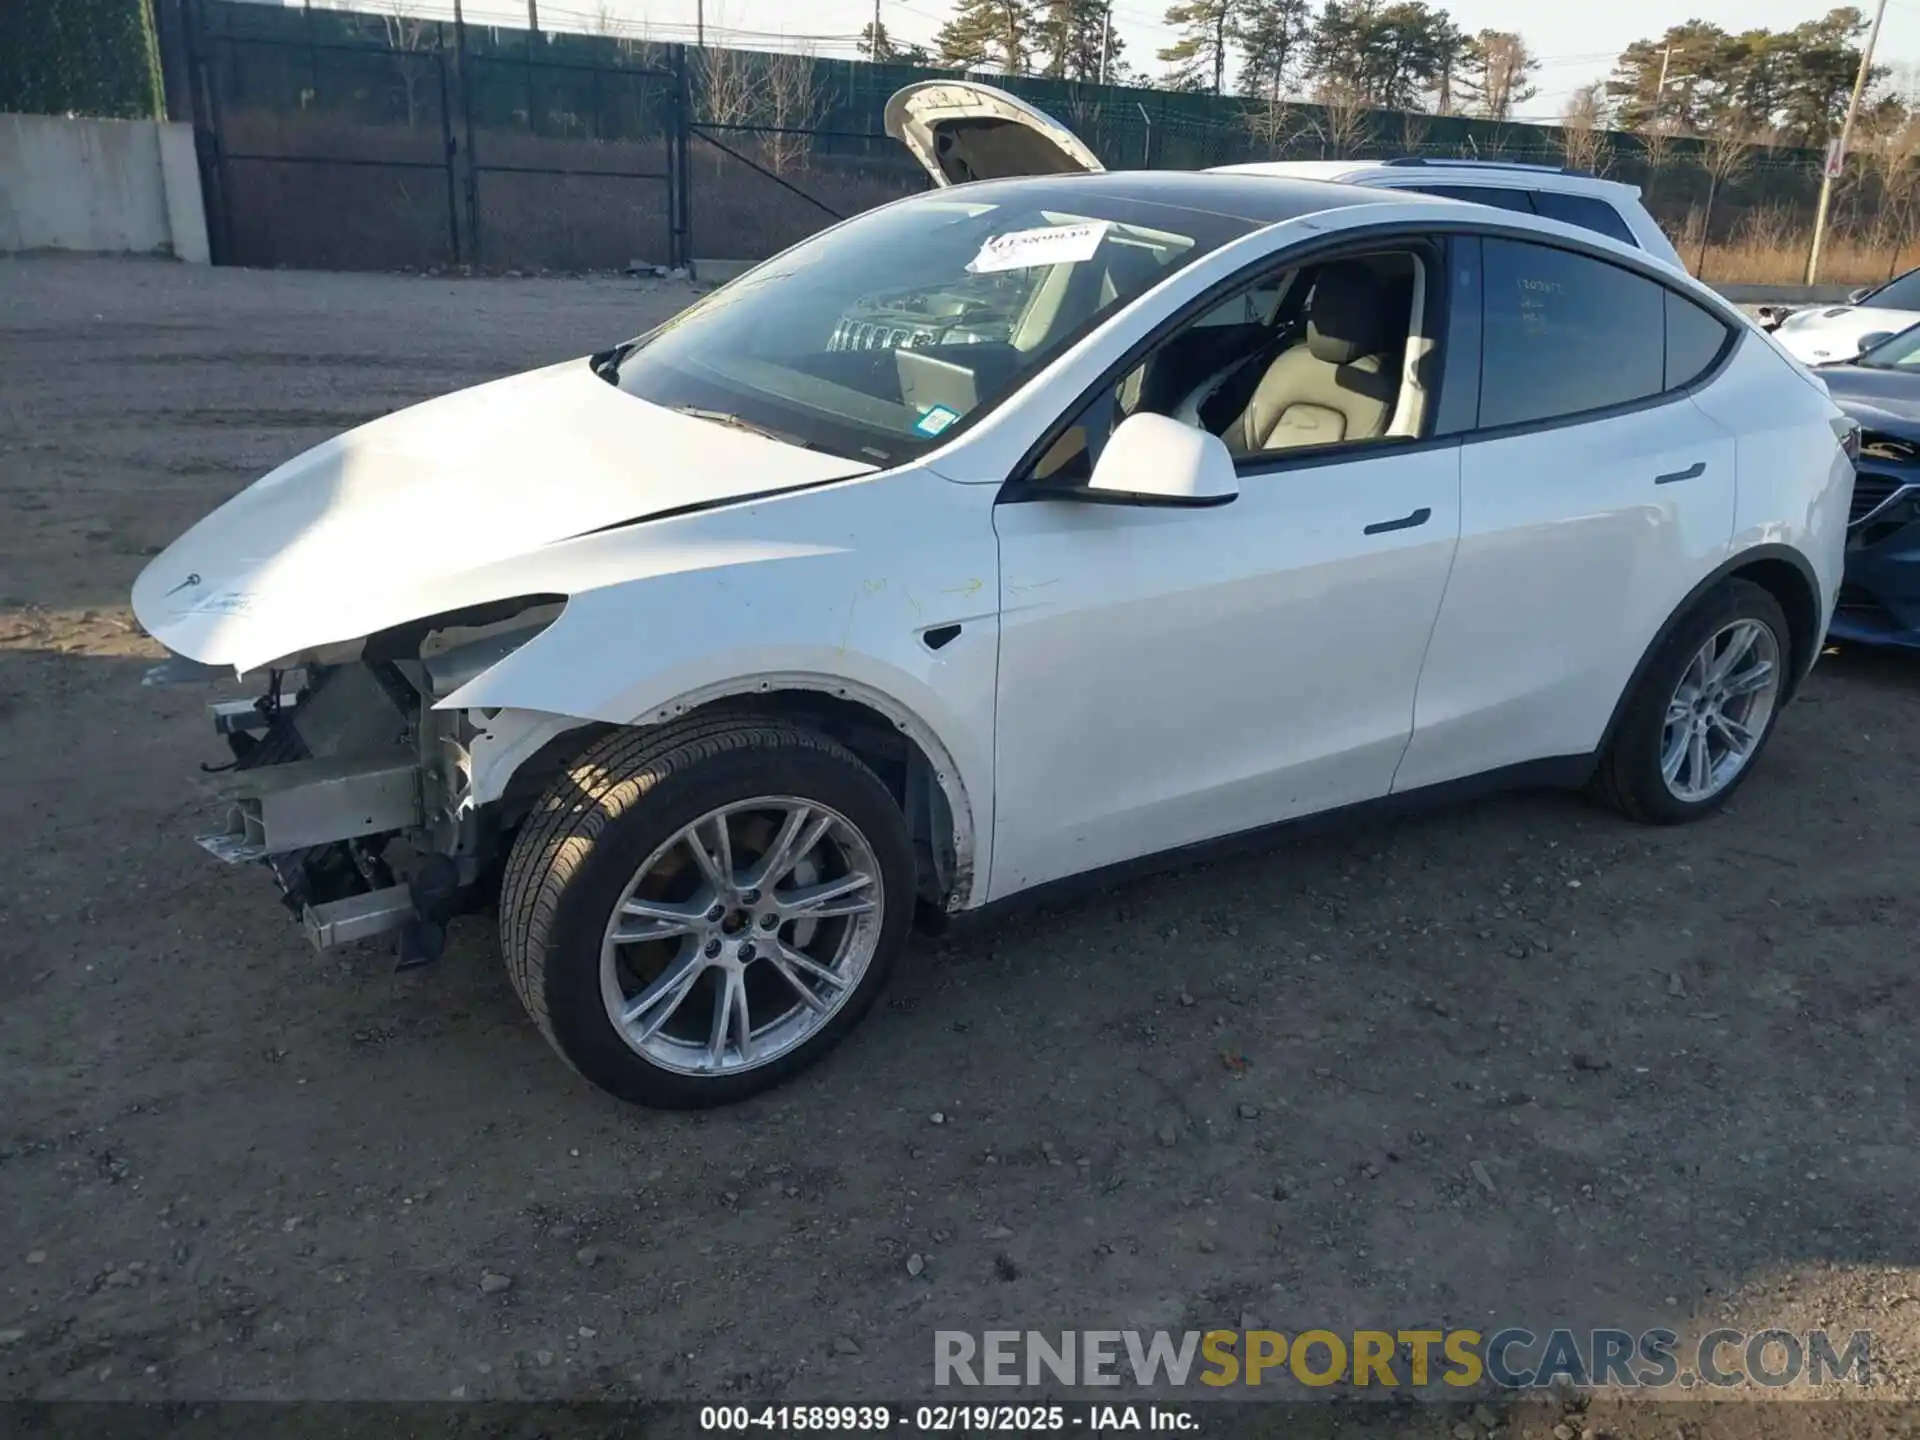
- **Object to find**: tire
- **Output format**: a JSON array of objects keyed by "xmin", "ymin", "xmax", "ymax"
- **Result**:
[
  {"xmin": 498, "ymin": 716, "xmax": 916, "ymax": 1108},
  {"xmin": 1591, "ymin": 578, "xmax": 1792, "ymax": 825}
]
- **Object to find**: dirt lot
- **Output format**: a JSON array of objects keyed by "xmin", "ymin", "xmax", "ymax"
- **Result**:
[{"xmin": 2, "ymin": 255, "xmax": 1917, "ymax": 1430}]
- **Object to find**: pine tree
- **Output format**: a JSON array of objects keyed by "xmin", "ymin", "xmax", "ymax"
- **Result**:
[
  {"xmin": 858, "ymin": 20, "xmax": 898, "ymax": 60},
  {"xmin": 1234, "ymin": 0, "xmax": 1312, "ymax": 99},
  {"xmin": 1453, "ymin": 29, "xmax": 1537, "ymax": 120},
  {"xmin": 1037, "ymin": 0, "xmax": 1120, "ymax": 81},
  {"xmin": 936, "ymin": 0, "xmax": 1040, "ymax": 74},
  {"xmin": 1159, "ymin": 0, "xmax": 1240, "ymax": 95}
]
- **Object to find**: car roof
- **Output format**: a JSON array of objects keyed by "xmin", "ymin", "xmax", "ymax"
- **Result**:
[
  {"xmin": 935, "ymin": 168, "xmax": 1447, "ymax": 226},
  {"xmin": 1214, "ymin": 158, "xmax": 1643, "ymax": 200}
]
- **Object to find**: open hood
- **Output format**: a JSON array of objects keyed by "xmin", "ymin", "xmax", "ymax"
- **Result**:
[
  {"xmin": 884, "ymin": 80, "xmax": 1105, "ymax": 188},
  {"xmin": 131, "ymin": 361, "xmax": 872, "ymax": 674}
]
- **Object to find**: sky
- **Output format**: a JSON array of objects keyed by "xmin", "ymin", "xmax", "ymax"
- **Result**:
[{"xmin": 437, "ymin": 0, "xmax": 1920, "ymax": 121}]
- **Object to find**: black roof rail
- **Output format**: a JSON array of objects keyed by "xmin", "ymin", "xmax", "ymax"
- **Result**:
[{"xmin": 1375, "ymin": 156, "xmax": 1593, "ymax": 178}]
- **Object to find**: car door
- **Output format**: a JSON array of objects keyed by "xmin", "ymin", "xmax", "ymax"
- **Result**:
[
  {"xmin": 986, "ymin": 241, "xmax": 1466, "ymax": 900},
  {"xmin": 1393, "ymin": 235, "xmax": 1740, "ymax": 793}
]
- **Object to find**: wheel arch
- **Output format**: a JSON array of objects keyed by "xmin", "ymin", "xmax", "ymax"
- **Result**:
[
  {"xmin": 470, "ymin": 676, "xmax": 982, "ymax": 914},
  {"xmin": 1597, "ymin": 543, "xmax": 1822, "ymax": 759}
]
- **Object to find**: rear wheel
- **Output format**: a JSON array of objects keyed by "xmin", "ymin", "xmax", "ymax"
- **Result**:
[
  {"xmin": 499, "ymin": 718, "xmax": 915, "ymax": 1108},
  {"xmin": 1592, "ymin": 579, "xmax": 1790, "ymax": 824}
]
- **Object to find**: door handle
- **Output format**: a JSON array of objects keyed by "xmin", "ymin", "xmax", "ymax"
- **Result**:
[
  {"xmin": 1364, "ymin": 506, "xmax": 1431, "ymax": 536},
  {"xmin": 1655, "ymin": 461, "xmax": 1706, "ymax": 485}
]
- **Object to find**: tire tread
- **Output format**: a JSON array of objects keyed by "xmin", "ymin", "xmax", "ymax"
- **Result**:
[{"xmin": 497, "ymin": 712, "xmax": 879, "ymax": 1076}]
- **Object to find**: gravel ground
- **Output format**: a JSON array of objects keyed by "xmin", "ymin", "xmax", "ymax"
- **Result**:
[{"xmin": 1, "ymin": 255, "xmax": 1917, "ymax": 1434}]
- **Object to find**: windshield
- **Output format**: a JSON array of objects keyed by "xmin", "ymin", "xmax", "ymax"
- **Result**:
[
  {"xmin": 611, "ymin": 181, "xmax": 1259, "ymax": 465},
  {"xmin": 1861, "ymin": 269, "xmax": 1920, "ymax": 311},
  {"xmin": 1856, "ymin": 323, "xmax": 1920, "ymax": 369}
]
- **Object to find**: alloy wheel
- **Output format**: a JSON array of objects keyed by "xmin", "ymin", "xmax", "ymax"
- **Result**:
[
  {"xmin": 598, "ymin": 797, "xmax": 883, "ymax": 1076},
  {"xmin": 1659, "ymin": 619, "xmax": 1782, "ymax": 804}
]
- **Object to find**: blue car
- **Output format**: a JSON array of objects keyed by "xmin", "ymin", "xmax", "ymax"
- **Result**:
[{"xmin": 1814, "ymin": 325, "xmax": 1920, "ymax": 648}]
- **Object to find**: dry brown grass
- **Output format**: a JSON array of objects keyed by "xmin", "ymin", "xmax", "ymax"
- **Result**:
[{"xmin": 1664, "ymin": 202, "xmax": 1917, "ymax": 286}]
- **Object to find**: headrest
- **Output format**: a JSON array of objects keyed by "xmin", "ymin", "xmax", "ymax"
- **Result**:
[{"xmin": 1306, "ymin": 262, "xmax": 1399, "ymax": 366}]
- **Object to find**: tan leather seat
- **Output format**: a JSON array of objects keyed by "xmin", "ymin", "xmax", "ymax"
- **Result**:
[{"xmin": 1223, "ymin": 263, "xmax": 1405, "ymax": 454}]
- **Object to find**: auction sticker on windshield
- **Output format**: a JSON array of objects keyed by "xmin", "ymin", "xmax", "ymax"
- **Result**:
[
  {"xmin": 914, "ymin": 404, "xmax": 961, "ymax": 436},
  {"xmin": 967, "ymin": 221, "xmax": 1111, "ymax": 274}
]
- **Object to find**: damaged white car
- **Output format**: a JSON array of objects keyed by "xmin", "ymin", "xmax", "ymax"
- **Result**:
[{"xmin": 136, "ymin": 85, "xmax": 1852, "ymax": 1108}]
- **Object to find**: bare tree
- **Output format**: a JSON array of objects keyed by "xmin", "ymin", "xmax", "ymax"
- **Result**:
[
  {"xmin": 379, "ymin": 0, "xmax": 435, "ymax": 128},
  {"xmin": 1860, "ymin": 115, "xmax": 1920, "ymax": 276},
  {"xmin": 762, "ymin": 52, "xmax": 832, "ymax": 175},
  {"xmin": 697, "ymin": 44, "xmax": 757, "ymax": 131},
  {"xmin": 1695, "ymin": 129, "xmax": 1753, "ymax": 275},
  {"xmin": 1309, "ymin": 80, "xmax": 1372, "ymax": 159},
  {"xmin": 1556, "ymin": 82, "xmax": 1609, "ymax": 175},
  {"xmin": 1399, "ymin": 108, "xmax": 1432, "ymax": 158},
  {"xmin": 1637, "ymin": 119, "xmax": 1677, "ymax": 211},
  {"xmin": 1242, "ymin": 93, "xmax": 1316, "ymax": 157}
]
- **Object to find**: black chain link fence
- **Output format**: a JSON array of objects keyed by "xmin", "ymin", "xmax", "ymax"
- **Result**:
[{"xmin": 14, "ymin": 0, "xmax": 1916, "ymax": 282}]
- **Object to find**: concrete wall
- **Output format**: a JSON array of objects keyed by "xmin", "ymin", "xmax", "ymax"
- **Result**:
[{"xmin": 0, "ymin": 113, "xmax": 209, "ymax": 262}]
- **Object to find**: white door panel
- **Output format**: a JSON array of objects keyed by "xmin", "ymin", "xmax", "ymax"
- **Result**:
[
  {"xmin": 1394, "ymin": 398, "xmax": 1736, "ymax": 792},
  {"xmin": 990, "ymin": 444, "xmax": 1461, "ymax": 899}
]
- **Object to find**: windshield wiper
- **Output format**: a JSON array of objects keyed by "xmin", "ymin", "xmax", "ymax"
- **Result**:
[
  {"xmin": 589, "ymin": 340, "xmax": 637, "ymax": 383},
  {"xmin": 669, "ymin": 405, "xmax": 817, "ymax": 449}
]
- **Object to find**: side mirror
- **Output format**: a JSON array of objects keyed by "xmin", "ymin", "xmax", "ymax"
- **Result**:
[
  {"xmin": 1849, "ymin": 286, "xmax": 1873, "ymax": 304},
  {"xmin": 1858, "ymin": 331, "xmax": 1896, "ymax": 353},
  {"xmin": 1076, "ymin": 412, "xmax": 1238, "ymax": 508}
]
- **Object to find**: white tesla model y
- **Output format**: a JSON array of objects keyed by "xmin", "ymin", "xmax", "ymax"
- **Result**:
[{"xmin": 136, "ymin": 88, "xmax": 1853, "ymax": 1107}]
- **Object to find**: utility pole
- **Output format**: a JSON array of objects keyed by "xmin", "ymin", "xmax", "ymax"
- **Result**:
[
  {"xmin": 873, "ymin": 0, "xmax": 882, "ymax": 58},
  {"xmin": 1807, "ymin": 0, "xmax": 1889, "ymax": 283},
  {"xmin": 696, "ymin": 0, "xmax": 704, "ymax": 47},
  {"xmin": 526, "ymin": 0, "xmax": 538, "ymax": 29},
  {"xmin": 1098, "ymin": 1, "xmax": 1113, "ymax": 84}
]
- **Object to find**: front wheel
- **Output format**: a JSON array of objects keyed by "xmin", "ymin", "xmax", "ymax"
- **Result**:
[
  {"xmin": 499, "ymin": 719, "xmax": 916, "ymax": 1108},
  {"xmin": 1592, "ymin": 578, "xmax": 1791, "ymax": 824}
]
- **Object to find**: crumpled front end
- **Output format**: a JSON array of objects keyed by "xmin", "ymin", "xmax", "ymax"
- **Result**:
[
  {"xmin": 1831, "ymin": 433, "xmax": 1920, "ymax": 649},
  {"xmin": 155, "ymin": 598, "xmax": 569, "ymax": 962}
]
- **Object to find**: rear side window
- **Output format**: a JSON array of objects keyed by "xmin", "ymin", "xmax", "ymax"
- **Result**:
[
  {"xmin": 1478, "ymin": 238, "xmax": 1664, "ymax": 428},
  {"xmin": 1412, "ymin": 184, "xmax": 1535, "ymax": 214},
  {"xmin": 1665, "ymin": 290, "xmax": 1732, "ymax": 388},
  {"xmin": 1530, "ymin": 191, "xmax": 1639, "ymax": 248}
]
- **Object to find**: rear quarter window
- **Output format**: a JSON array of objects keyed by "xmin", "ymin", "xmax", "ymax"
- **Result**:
[
  {"xmin": 1529, "ymin": 190, "xmax": 1641, "ymax": 248},
  {"xmin": 1665, "ymin": 289, "xmax": 1733, "ymax": 387}
]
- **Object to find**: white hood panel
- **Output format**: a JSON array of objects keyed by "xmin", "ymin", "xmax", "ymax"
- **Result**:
[
  {"xmin": 131, "ymin": 361, "xmax": 873, "ymax": 672},
  {"xmin": 1771, "ymin": 304, "xmax": 1918, "ymax": 364}
]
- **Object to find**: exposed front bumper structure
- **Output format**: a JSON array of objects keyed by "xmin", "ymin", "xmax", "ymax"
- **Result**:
[{"xmin": 175, "ymin": 661, "xmax": 481, "ymax": 958}]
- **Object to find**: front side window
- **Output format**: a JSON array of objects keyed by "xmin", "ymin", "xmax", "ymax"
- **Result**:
[
  {"xmin": 1530, "ymin": 191, "xmax": 1640, "ymax": 247},
  {"xmin": 1478, "ymin": 238, "xmax": 1664, "ymax": 429},
  {"xmin": 610, "ymin": 183, "xmax": 1254, "ymax": 465},
  {"xmin": 1031, "ymin": 247, "xmax": 1432, "ymax": 482}
]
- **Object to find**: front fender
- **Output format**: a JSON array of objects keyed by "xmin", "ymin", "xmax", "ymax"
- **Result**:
[{"xmin": 439, "ymin": 469, "xmax": 1002, "ymax": 907}]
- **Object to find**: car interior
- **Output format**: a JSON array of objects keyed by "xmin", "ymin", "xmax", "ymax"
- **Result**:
[{"xmin": 1030, "ymin": 245, "xmax": 1438, "ymax": 483}]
